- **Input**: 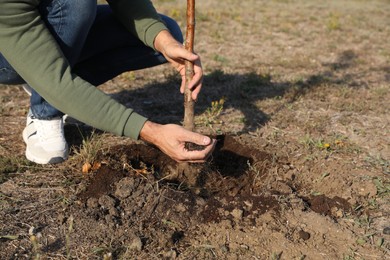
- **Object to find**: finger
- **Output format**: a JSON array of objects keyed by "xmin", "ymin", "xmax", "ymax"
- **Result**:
[
  {"xmin": 181, "ymin": 49, "xmax": 199, "ymax": 62},
  {"xmin": 189, "ymin": 75, "xmax": 202, "ymax": 99},
  {"xmin": 182, "ymin": 139, "xmax": 217, "ymax": 162},
  {"xmin": 171, "ymin": 47, "xmax": 198, "ymax": 61},
  {"xmin": 185, "ymin": 132, "xmax": 212, "ymax": 146},
  {"xmin": 191, "ymin": 83, "xmax": 201, "ymax": 100},
  {"xmin": 187, "ymin": 60, "xmax": 203, "ymax": 87},
  {"xmin": 188, "ymin": 78, "xmax": 202, "ymax": 100},
  {"xmin": 180, "ymin": 74, "xmax": 186, "ymax": 94},
  {"xmin": 183, "ymin": 75, "xmax": 201, "ymax": 99}
]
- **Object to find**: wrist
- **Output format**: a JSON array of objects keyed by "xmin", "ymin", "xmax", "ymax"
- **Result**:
[
  {"xmin": 154, "ymin": 30, "xmax": 180, "ymax": 53},
  {"xmin": 139, "ymin": 121, "xmax": 160, "ymax": 144}
]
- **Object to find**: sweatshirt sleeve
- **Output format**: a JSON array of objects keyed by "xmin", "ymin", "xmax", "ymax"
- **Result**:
[
  {"xmin": 107, "ymin": 0, "xmax": 168, "ymax": 49},
  {"xmin": 0, "ymin": 0, "xmax": 147, "ymax": 139}
]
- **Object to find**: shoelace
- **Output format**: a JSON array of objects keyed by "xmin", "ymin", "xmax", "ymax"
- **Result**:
[{"xmin": 35, "ymin": 118, "xmax": 65, "ymax": 143}]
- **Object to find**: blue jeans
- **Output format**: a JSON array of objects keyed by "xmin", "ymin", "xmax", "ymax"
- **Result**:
[{"xmin": 0, "ymin": 0, "xmax": 183, "ymax": 119}]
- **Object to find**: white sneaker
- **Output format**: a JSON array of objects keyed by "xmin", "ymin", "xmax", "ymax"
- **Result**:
[
  {"xmin": 23, "ymin": 114, "xmax": 69, "ymax": 164},
  {"xmin": 22, "ymin": 84, "xmax": 33, "ymax": 96}
]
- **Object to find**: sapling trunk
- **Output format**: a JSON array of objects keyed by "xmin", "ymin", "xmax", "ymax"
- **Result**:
[{"xmin": 183, "ymin": 0, "xmax": 195, "ymax": 131}]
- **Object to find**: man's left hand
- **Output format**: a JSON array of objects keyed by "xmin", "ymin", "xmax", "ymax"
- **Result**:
[{"xmin": 154, "ymin": 30, "xmax": 203, "ymax": 100}]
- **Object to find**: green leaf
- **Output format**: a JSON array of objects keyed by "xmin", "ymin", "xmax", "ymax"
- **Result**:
[
  {"xmin": 356, "ymin": 237, "xmax": 366, "ymax": 245},
  {"xmin": 0, "ymin": 235, "xmax": 19, "ymax": 240}
]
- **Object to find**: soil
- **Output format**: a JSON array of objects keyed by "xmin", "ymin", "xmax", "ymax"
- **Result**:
[
  {"xmin": 1, "ymin": 0, "xmax": 389, "ymax": 259},
  {"xmin": 44, "ymin": 135, "xmax": 355, "ymax": 259}
]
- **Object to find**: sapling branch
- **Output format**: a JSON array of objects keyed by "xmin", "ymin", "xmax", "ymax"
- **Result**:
[{"xmin": 183, "ymin": 0, "xmax": 196, "ymax": 132}]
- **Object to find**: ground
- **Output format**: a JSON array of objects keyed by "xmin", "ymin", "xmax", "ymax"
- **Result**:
[{"xmin": 0, "ymin": 0, "xmax": 389, "ymax": 259}]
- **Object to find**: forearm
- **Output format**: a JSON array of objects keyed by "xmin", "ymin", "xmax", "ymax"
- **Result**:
[{"xmin": 0, "ymin": 0, "xmax": 146, "ymax": 139}]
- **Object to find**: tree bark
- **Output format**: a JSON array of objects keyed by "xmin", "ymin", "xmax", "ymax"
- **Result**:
[{"xmin": 183, "ymin": 0, "xmax": 196, "ymax": 131}]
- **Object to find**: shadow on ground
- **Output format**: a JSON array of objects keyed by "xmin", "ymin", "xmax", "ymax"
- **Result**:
[
  {"xmin": 109, "ymin": 49, "xmax": 365, "ymax": 132},
  {"xmin": 64, "ymin": 49, "xmax": 366, "ymax": 148}
]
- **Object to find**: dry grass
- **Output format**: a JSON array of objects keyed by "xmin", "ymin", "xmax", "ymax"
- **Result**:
[{"xmin": 1, "ymin": 0, "xmax": 389, "ymax": 259}]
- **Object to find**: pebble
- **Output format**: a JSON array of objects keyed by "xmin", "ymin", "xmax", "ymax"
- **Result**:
[
  {"xmin": 220, "ymin": 245, "xmax": 229, "ymax": 253},
  {"xmin": 129, "ymin": 235, "xmax": 143, "ymax": 252},
  {"xmin": 86, "ymin": 198, "xmax": 99, "ymax": 209},
  {"xmin": 383, "ymin": 227, "xmax": 390, "ymax": 235},
  {"xmin": 98, "ymin": 195, "xmax": 116, "ymax": 209},
  {"xmin": 162, "ymin": 250, "xmax": 177, "ymax": 259},
  {"xmin": 114, "ymin": 177, "xmax": 135, "ymax": 199},
  {"xmin": 298, "ymin": 230, "xmax": 311, "ymax": 241},
  {"xmin": 231, "ymin": 209, "xmax": 243, "ymax": 220}
]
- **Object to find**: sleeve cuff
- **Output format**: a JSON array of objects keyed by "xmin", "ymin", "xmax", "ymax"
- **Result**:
[
  {"xmin": 123, "ymin": 112, "xmax": 148, "ymax": 140},
  {"xmin": 144, "ymin": 22, "xmax": 168, "ymax": 50}
]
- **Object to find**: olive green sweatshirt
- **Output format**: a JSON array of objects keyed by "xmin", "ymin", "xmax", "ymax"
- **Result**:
[{"xmin": 0, "ymin": 0, "xmax": 168, "ymax": 140}]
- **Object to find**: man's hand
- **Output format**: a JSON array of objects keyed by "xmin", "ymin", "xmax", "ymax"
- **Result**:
[
  {"xmin": 154, "ymin": 30, "xmax": 203, "ymax": 100},
  {"xmin": 139, "ymin": 121, "xmax": 216, "ymax": 162}
]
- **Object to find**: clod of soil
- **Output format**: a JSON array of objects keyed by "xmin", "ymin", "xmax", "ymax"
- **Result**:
[
  {"xmin": 298, "ymin": 230, "xmax": 311, "ymax": 241},
  {"xmin": 184, "ymin": 142, "xmax": 206, "ymax": 151},
  {"xmin": 307, "ymin": 194, "xmax": 351, "ymax": 219}
]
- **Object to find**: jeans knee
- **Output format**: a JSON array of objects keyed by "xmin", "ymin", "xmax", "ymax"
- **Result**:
[
  {"xmin": 68, "ymin": 0, "xmax": 97, "ymax": 28},
  {"xmin": 41, "ymin": 0, "xmax": 97, "ymax": 25},
  {"xmin": 0, "ymin": 54, "xmax": 24, "ymax": 84},
  {"xmin": 160, "ymin": 15, "xmax": 183, "ymax": 43}
]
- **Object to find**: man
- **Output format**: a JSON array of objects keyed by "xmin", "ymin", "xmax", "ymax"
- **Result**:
[{"xmin": 0, "ymin": 0, "xmax": 215, "ymax": 164}]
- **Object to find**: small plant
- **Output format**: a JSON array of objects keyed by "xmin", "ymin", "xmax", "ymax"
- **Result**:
[
  {"xmin": 0, "ymin": 156, "xmax": 35, "ymax": 183},
  {"xmin": 213, "ymin": 54, "xmax": 228, "ymax": 63},
  {"xmin": 354, "ymin": 214, "xmax": 372, "ymax": 229},
  {"xmin": 247, "ymin": 160, "xmax": 269, "ymax": 186},
  {"xmin": 365, "ymin": 155, "xmax": 389, "ymax": 174},
  {"xmin": 300, "ymin": 134, "xmax": 352, "ymax": 153},
  {"xmin": 206, "ymin": 98, "xmax": 225, "ymax": 119},
  {"xmin": 29, "ymin": 227, "xmax": 42, "ymax": 260},
  {"xmin": 120, "ymin": 71, "xmax": 136, "ymax": 81},
  {"xmin": 327, "ymin": 12, "xmax": 341, "ymax": 31},
  {"xmin": 373, "ymin": 177, "xmax": 390, "ymax": 197},
  {"xmin": 169, "ymin": 8, "xmax": 182, "ymax": 20},
  {"xmin": 270, "ymin": 251, "xmax": 282, "ymax": 260},
  {"xmin": 71, "ymin": 130, "xmax": 104, "ymax": 173},
  {"xmin": 300, "ymin": 135, "xmax": 328, "ymax": 150},
  {"xmin": 201, "ymin": 97, "xmax": 225, "ymax": 128}
]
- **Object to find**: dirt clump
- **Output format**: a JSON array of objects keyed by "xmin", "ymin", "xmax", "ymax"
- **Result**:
[
  {"xmin": 308, "ymin": 194, "xmax": 352, "ymax": 219},
  {"xmin": 70, "ymin": 135, "xmax": 285, "ymax": 257}
]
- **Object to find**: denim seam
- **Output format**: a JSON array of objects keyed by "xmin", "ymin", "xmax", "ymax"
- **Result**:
[
  {"xmin": 39, "ymin": 0, "xmax": 64, "ymax": 37},
  {"xmin": 53, "ymin": 0, "xmax": 64, "ymax": 37}
]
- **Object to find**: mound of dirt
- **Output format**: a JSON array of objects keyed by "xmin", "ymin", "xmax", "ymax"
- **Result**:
[{"xmin": 69, "ymin": 135, "xmax": 352, "ymax": 258}]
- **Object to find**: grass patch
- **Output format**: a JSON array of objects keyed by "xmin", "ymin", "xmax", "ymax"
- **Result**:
[
  {"xmin": 327, "ymin": 12, "xmax": 341, "ymax": 31},
  {"xmin": 373, "ymin": 177, "xmax": 390, "ymax": 197},
  {"xmin": 0, "ymin": 156, "xmax": 33, "ymax": 183},
  {"xmin": 71, "ymin": 130, "xmax": 105, "ymax": 167}
]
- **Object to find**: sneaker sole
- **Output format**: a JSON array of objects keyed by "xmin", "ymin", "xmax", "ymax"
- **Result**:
[{"xmin": 25, "ymin": 146, "xmax": 68, "ymax": 164}]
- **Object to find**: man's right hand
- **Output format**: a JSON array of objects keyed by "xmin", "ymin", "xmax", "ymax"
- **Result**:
[{"xmin": 139, "ymin": 121, "xmax": 216, "ymax": 162}]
